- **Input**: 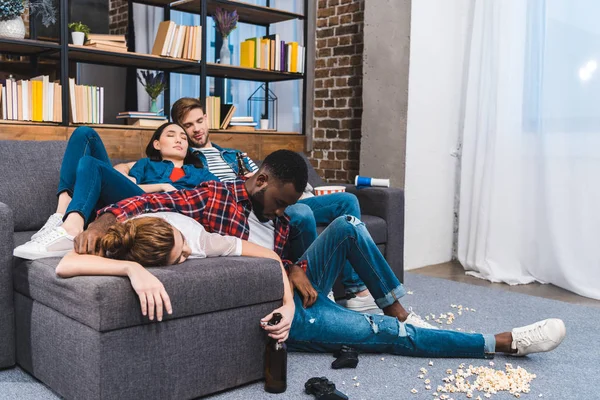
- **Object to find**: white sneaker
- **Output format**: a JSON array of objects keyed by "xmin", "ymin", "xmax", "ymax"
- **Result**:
[
  {"xmin": 345, "ymin": 293, "xmax": 383, "ymax": 314},
  {"xmin": 31, "ymin": 213, "xmax": 64, "ymax": 240},
  {"xmin": 13, "ymin": 227, "xmax": 74, "ymax": 260},
  {"xmin": 405, "ymin": 312, "xmax": 439, "ymax": 330},
  {"xmin": 510, "ymin": 318, "xmax": 566, "ymax": 356}
]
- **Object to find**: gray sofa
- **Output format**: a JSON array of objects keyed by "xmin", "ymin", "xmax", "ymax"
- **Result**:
[{"xmin": 0, "ymin": 140, "xmax": 404, "ymax": 399}]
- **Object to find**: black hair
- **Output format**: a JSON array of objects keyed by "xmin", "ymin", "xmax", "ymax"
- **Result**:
[
  {"xmin": 261, "ymin": 150, "xmax": 308, "ymax": 193},
  {"xmin": 145, "ymin": 122, "xmax": 203, "ymax": 168}
]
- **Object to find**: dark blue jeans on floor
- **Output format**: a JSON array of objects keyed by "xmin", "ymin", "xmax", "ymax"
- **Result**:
[
  {"xmin": 58, "ymin": 126, "xmax": 144, "ymax": 223},
  {"xmin": 286, "ymin": 192, "xmax": 366, "ymax": 295},
  {"xmin": 287, "ymin": 215, "xmax": 496, "ymax": 358}
]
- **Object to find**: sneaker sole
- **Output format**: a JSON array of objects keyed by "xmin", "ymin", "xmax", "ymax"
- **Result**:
[{"xmin": 13, "ymin": 248, "xmax": 70, "ymax": 260}]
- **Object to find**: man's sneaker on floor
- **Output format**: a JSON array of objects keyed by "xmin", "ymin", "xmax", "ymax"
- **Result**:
[
  {"xmin": 13, "ymin": 227, "xmax": 74, "ymax": 260},
  {"xmin": 31, "ymin": 213, "xmax": 64, "ymax": 240},
  {"xmin": 345, "ymin": 293, "xmax": 383, "ymax": 314},
  {"xmin": 510, "ymin": 318, "xmax": 566, "ymax": 356},
  {"xmin": 405, "ymin": 312, "xmax": 439, "ymax": 330}
]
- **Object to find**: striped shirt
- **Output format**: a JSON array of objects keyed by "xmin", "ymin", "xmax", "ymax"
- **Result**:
[{"xmin": 196, "ymin": 147, "xmax": 258, "ymax": 182}]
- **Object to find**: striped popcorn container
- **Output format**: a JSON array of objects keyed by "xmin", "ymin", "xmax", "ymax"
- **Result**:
[{"xmin": 314, "ymin": 186, "xmax": 347, "ymax": 196}]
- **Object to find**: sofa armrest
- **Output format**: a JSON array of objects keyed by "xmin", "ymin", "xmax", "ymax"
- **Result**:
[
  {"xmin": 345, "ymin": 186, "xmax": 405, "ymax": 282},
  {"xmin": 0, "ymin": 202, "xmax": 15, "ymax": 367}
]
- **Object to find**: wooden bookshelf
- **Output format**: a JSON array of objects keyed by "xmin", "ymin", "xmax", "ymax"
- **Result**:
[
  {"xmin": 0, "ymin": 0, "xmax": 309, "ymax": 138},
  {"xmin": 171, "ymin": 0, "xmax": 304, "ymax": 25}
]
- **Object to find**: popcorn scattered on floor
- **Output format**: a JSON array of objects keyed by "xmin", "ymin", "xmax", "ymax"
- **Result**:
[
  {"xmin": 411, "ymin": 388, "xmax": 418, "ymax": 394},
  {"xmin": 431, "ymin": 364, "xmax": 536, "ymax": 399},
  {"xmin": 429, "ymin": 360, "xmax": 434, "ymax": 366},
  {"xmin": 407, "ymin": 291, "xmax": 414, "ymax": 295},
  {"xmin": 352, "ymin": 376, "xmax": 357, "ymax": 380},
  {"xmin": 354, "ymin": 382, "xmax": 360, "ymax": 387},
  {"xmin": 381, "ymin": 357, "xmax": 385, "ymax": 361}
]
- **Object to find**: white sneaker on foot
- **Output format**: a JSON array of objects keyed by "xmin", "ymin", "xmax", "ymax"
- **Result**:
[
  {"xmin": 405, "ymin": 312, "xmax": 439, "ymax": 330},
  {"xmin": 13, "ymin": 227, "xmax": 74, "ymax": 260},
  {"xmin": 510, "ymin": 318, "xmax": 566, "ymax": 356},
  {"xmin": 31, "ymin": 213, "xmax": 64, "ymax": 240},
  {"xmin": 345, "ymin": 293, "xmax": 383, "ymax": 314}
]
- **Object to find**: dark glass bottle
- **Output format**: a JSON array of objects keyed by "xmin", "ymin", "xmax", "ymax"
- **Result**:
[
  {"xmin": 236, "ymin": 152, "xmax": 250, "ymax": 177},
  {"xmin": 264, "ymin": 313, "xmax": 287, "ymax": 393}
]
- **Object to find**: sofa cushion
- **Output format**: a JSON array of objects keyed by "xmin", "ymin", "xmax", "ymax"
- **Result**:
[
  {"xmin": 317, "ymin": 214, "xmax": 387, "ymax": 244},
  {"xmin": 0, "ymin": 141, "xmax": 65, "ymax": 232},
  {"xmin": 13, "ymin": 256, "xmax": 284, "ymax": 332},
  {"xmin": 14, "ymin": 231, "xmax": 34, "ymax": 247}
]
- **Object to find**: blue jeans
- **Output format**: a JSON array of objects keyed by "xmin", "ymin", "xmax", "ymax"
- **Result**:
[
  {"xmin": 59, "ymin": 127, "xmax": 144, "ymax": 223},
  {"xmin": 287, "ymin": 216, "xmax": 496, "ymax": 358},
  {"xmin": 287, "ymin": 192, "xmax": 366, "ymax": 295}
]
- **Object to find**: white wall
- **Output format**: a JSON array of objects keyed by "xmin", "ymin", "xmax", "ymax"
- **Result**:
[{"xmin": 404, "ymin": 0, "xmax": 472, "ymax": 270}]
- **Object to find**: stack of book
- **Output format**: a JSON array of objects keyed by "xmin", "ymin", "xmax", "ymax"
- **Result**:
[
  {"xmin": 151, "ymin": 21, "xmax": 201, "ymax": 61},
  {"xmin": 0, "ymin": 76, "xmax": 62, "ymax": 122},
  {"xmin": 84, "ymin": 34, "xmax": 128, "ymax": 52},
  {"xmin": 116, "ymin": 111, "xmax": 167, "ymax": 127},
  {"xmin": 229, "ymin": 116, "xmax": 257, "ymax": 131},
  {"xmin": 68, "ymin": 78, "xmax": 104, "ymax": 124},
  {"xmin": 240, "ymin": 35, "xmax": 305, "ymax": 73}
]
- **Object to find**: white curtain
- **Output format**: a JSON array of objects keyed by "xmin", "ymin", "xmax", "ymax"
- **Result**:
[{"xmin": 457, "ymin": 0, "xmax": 600, "ymax": 299}]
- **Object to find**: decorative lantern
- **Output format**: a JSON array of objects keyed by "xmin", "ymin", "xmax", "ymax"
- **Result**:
[{"xmin": 247, "ymin": 83, "xmax": 278, "ymax": 131}]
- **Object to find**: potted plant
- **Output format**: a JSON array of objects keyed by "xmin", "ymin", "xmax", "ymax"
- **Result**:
[
  {"xmin": 137, "ymin": 70, "xmax": 167, "ymax": 113},
  {"xmin": 214, "ymin": 7, "xmax": 238, "ymax": 65},
  {"xmin": 260, "ymin": 112, "xmax": 269, "ymax": 130},
  {"xmin": 68, "ymin": 21, "xmax": 90, "ymax": 46},
  {"xmin": 0, "ymin": 0, "xmax": 26, "ymax": 39}
]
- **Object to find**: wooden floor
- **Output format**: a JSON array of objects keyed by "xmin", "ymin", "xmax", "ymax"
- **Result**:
[{"xmin": 412, "ymin": 261, "xmax": 600, "ymax": 309}]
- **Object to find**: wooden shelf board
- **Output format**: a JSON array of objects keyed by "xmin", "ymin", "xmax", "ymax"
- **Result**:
[
  {"xmin": 0, "ymin": 119, "xmax": 60, "ymax": 126},
  {"xmin": 210, "ymin": 129, "xmax": 299, "ymax": 135},
  {"xmin": 172, "ymin": 0, "xmax": 304, "ymax": 24},
  {"xmin": 66, "ymin": 45, "xmax": 201, "ymax": 73},
  {"xmin": 0, "ymin": 37, "xmax": 60, "ymax": 55},
  {"xmin": 207, "ymin": 63, "xmax": 303, "ymax": 82}
]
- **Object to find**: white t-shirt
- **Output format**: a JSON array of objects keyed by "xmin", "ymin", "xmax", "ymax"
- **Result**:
[
  {"xmin": 246, "ymin": 210, "xmax": 276, "ymax": 250},
  {"xmin": 195, "ymin": 147, "xmax": 258, "ymax": 182},
  {"xmin": 133, "ymin": 212, "xmax": 242, "ymax": 258}
]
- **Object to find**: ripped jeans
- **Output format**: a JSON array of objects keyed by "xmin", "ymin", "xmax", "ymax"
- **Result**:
[{"xmin": 287, "ymin": 215, "xmax": 496, "ymax": 358}]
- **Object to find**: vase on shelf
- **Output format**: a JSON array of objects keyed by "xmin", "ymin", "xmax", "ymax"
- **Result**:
[
  {"xmin": 260, "ymin": 119, "xmax": 269, "ymax": 130},
  {"xmin": 0, "ymin": 16, "xmax": 26, "ymax": 39},
  {"xmin": 220, "ymin": 37, "xmax": 231, "ymax": 65},
  {"xmin": 71, "ymin": 31, "xmax": 85, "ymax": 45},
  {"xmin": 150, "ymin": 98, "xmax": 159, "ymax": 113}
]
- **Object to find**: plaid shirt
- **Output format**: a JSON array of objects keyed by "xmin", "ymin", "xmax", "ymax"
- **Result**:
[{"xmin": 97, "ymin": 179, "xmax": 307, "ymax": 271}]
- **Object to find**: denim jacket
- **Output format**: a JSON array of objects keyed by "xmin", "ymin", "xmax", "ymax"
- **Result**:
[{"xmin": 192, "ymin": 143, "xmax": 255, "ymax": 176}]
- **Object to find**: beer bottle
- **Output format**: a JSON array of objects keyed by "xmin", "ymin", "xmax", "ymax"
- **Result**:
[
  {"xmin": 236, "ymin": 152, "xmax": 250, "ymax": 177},
  {"xmin": 264, "ymin": 313, "xmax": 287, "ymax": 393}
]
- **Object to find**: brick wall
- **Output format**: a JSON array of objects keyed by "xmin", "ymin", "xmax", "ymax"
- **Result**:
[
  {"xmin": 109, "ymin": 0, "xmax": 129, "ymax": 35},
  {"xmin": 309, "ymin": 0, "xmax": 364, "ymax": 183}
]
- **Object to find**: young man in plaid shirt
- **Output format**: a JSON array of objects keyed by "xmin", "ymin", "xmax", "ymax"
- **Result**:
[{"xmin": 73, "ymin": 149, "xmax": 566, "ymax": 359}]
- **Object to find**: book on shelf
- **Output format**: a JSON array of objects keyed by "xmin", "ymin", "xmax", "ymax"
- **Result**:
[
  {"xmin": 240, "ymin": 36, "xmax": 304, "ymax": 73},
  {"xmin": 230, "ymin": 116, "xmax": 254, "ymax": 122},
  {"xmin": 117, "ymin": 112, "xmax": 167, "ymax": 121},
  {"xmin": 205, "ymin": 96, "xmax": 221, "ymax": 129},
  {"xmin": 68, "ymin": 78, "xmax": 104, "ymax": 124},
  {"xmin": 119, "ymin": 118, "xmax": 167, "ymax": 128},
  {"xmin": 87, "ymin": 34, "xmax": 126, "ymax": 42},
  {"xmin": 152, "ymin": 20, "xmax": 201, "ymax": 60},
  {"xmin": 0, "ymin": 76, "xmax": 62, "ymax": 123},
  {"xmin": 229, "ymin": 121, "xmax": 258, "ymax": 127},
  {"xmin": 220, "ymin": 104, "xmax": 236, "ymax": 130}
]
